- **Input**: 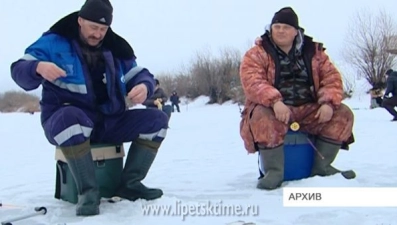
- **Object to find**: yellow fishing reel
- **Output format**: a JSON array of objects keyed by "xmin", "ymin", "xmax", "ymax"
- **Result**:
[{"xmin": 290, "ymin": 122, "xmax": 300, "ymax": 131}]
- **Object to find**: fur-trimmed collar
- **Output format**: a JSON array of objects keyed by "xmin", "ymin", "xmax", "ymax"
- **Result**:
[{"xmin": 47, "ymin": 11, "xmax": 135, "ymax": 59}]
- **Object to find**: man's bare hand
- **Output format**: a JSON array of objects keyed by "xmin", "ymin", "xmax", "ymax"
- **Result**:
[
  {"xmin": 273, "ymin": 101, "xmax": 291, "ymax": 124},
  {"xmin": 128, "ymin": 83, "xmax": 148, "ymax": 104},
  {"xmin": 254, "ymin": 37, "xmax": 263, "ymax": 45},
  {"xmin": 36, "ymin": 62, "xmax": 66, "ymax": 81},
  {"xmin": 315, "ymin": 104, "xmax": 333, "ymax": 123}
]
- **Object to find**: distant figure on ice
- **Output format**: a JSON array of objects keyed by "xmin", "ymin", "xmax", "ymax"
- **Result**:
[
  {"xmin": 10, "ymin": 0, "xmax": 168, "ymax": 216},
  {"xmin": 369, "ymin": 85, "xmax": 383, "ymax": 109},
  {"xmin": 170, "ymin": 91, "xmax": 181, "ymax": 112},
  {"xmin": 143, "ymin": 79, "xmax": 172, "ymax": 119},
  {"xmin": 239, "ymin": 7, "xmax": 355, "ymax": 190},
  {"xmin": 382, "ymin": 69, "xmax": 397, "ymax": 121}
]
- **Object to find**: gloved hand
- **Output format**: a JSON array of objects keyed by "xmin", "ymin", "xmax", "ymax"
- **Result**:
[{"xmin": 154, "ymin": 98, "xmax": 162, "ymax": 110}]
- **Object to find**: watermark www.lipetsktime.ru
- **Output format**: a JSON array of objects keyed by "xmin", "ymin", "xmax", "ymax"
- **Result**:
[{"xmin": 142, "ymin": 200, "xmax": 259, "ymax": 220}]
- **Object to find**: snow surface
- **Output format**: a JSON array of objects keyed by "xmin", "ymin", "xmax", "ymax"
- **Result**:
[{"xmin": 1, "ymin": 95, "xmax": 397, "ymax": 225}]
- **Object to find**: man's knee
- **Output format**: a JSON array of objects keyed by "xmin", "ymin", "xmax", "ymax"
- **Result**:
[
  {"xmin": 319, "ymin": 103, "xmax": 354, "ymax": 142},
  {"xmin": 154, "ymin": 109, "xmax": 169, "ymax": 129},
  {"xmin": 250, "ymin": 105, "xmax": 274, "ymax": 121},
  {"xmin": 381, "ymin": 98, "xmax": 395, "ymax": 108},
  {"xmin": 250, "ymin": 105, "xmax": 288, "ymax": 148},
  {"xmin": 333, "ymin": 103, "xmax": 354, "ymax": 124},
  {"xmin": 43, "ymin": 106, "xmax": 93, "ymax": 146},
  {"xmin": 137, "ymin": 109, "xmax": 169, "ymax": 143},
  {"xmin": 162, "ymin": 105, "xmax": 172, "ymax": 118}
]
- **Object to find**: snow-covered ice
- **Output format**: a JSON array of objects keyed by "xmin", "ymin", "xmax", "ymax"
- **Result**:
[{"xmin": 1, "ymin": 95, "xmax": 397, "ymax": 225}]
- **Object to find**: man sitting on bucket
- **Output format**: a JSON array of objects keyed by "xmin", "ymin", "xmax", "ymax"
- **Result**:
[
  {"xmin": 239, "ymin": 7, "xmax": 355, "ymax": 190},
  {"xmin": 10, "ymin": 0, "xmax": 168, "ymax": 216}
]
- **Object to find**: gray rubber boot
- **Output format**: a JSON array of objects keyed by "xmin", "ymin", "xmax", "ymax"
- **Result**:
[
  {"xmin": 257, "ymin": 145, "xmax": 284, "ymax": 190},
  {"xmin": 60, "ymin": 140, "xmax": 100, "ymax": 216},
  {"xmin": 115, "ymin": 138, "xmax": 163, "ymax": 201},
  {"xmin": 310, "ymin": 137, "xmax": 341, "ymax": 177}
]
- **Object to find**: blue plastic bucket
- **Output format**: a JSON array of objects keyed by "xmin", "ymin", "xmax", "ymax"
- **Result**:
[{"xmin": 258, "ymin": 131, "xmax": 315, "ymax": 181}]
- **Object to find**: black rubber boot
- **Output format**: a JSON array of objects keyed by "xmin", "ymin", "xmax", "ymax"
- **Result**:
[{"xmin": 115, "ymin": 138, "xmax": 163, "ymax": 201}]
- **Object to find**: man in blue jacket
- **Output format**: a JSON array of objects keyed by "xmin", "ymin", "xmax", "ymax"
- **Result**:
[
  {"xmin": 10, "ymin": 0, "xmax": 168, "ymax": 216},
  {"xmin": 382, "ymin": 69, "xmax": 397, "ymax": 121},
  {"xmin": 143, "ymin": 79, "xmax": 172, "ymax": 119}
]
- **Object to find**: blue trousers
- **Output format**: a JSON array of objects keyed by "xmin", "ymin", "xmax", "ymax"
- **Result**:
[{"xmin": 43, "ymin": 106, "xmax": 169, "ymax": 147}]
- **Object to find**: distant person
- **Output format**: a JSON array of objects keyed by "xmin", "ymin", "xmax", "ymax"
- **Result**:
[
  {"xmin": 143, "ymin": 79, "xmax": 172, "ymax": 119},
  {"xmin": 170, "ymin": 91, "xmax": 181, "ymax": 112},
  {"xmin": 382, "ymin": 69, "xmax": 397, "ymax": 121},
  {"xmin": 369, "ymin": 85, "xmax": 383, "ymax": 109},
  {"xmin": 10, "ymin": 0, "xmax": 168, "ymax": 216},
  {"xmin": 239, "ymin": 7, "xmax": 355, "ymax": 190}
]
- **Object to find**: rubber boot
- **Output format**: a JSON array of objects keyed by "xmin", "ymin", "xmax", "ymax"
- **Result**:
[
  {"xmin": 60, "ymin": 140, "xmax": 100, "ymax": 216},
  {"xmin": 115, "ymin": 138, "xmax": 163, "ymax": 201},
  {"xmin": 257, "ymin": 145, "xmax": 284, "ymax": 190},
  {"xmin": 310, "ymin": 137, "xmax": 341, "ymax": 177}
]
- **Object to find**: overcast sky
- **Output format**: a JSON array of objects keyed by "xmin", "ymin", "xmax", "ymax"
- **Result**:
[{"xmin": 1, "ymin": 0, "xmax": 396, "ymax": 95}]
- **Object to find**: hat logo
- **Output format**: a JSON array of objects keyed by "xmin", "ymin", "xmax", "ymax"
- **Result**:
[{"xmin": 99, "ymin": 17, "xmax": 106, "ymax": 23}]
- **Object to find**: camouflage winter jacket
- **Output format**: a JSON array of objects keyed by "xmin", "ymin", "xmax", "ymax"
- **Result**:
[{"xmin": 239, "ymin": 33, "xmax": 349, "ymax": 153}]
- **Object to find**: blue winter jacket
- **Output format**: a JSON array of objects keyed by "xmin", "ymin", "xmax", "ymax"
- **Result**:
[
  {"xmin": 385, "ymin": 71, "xmax": 397, "ymax": 97},
  {"xmin": 10, "ymin": 12, "xmax": 155, "ymax": 125}
]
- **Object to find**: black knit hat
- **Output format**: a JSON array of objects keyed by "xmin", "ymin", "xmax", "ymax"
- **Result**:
[
  {"xmin": 386, "ymin": 69, "xmax": 393, "ymax": 75},
  {"xmin": 271, "ymin": 7, "xmax": 299, "ymax": 29},
  {"xmin": 78, "ymin": 0, "xmax": 113, "ymax": 26}
]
